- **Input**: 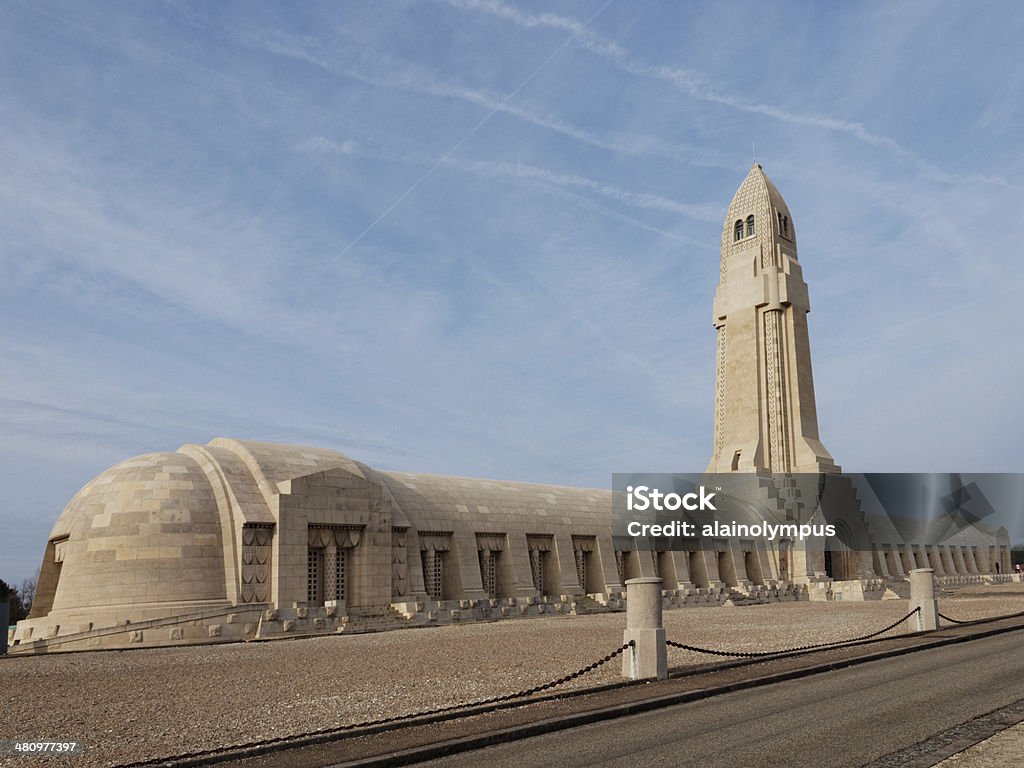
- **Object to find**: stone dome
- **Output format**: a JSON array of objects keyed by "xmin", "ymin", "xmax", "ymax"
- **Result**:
[{"xmin": 40, "ymin": 452, "xmax": 228, "ymax": 617}]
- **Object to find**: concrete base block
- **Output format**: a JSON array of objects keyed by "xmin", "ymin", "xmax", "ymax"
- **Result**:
[
  {"xmin": 622, "ymin": 628, "xmax": 667, "ymax": 681},
  {"xmin": 909, "ymin": 568, "xmax": 938, "ymax": 631}
]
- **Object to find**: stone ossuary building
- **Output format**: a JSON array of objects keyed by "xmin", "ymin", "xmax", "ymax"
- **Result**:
[{"xmin": 11, "ymin": 165, "xmax": 1011, "ymax": 652}]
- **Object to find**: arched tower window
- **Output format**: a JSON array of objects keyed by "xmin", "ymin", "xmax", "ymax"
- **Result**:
[
  {"xmin": 783, "ymin": 216, "xmax": 789, "ymax": 236},
  {"xmin": 746, "ymin": 215, "xmax": 755, "ymax": 237},
  {"xmin": 733, "ymin": 219, "xmax": 743, "ymax": 241}
]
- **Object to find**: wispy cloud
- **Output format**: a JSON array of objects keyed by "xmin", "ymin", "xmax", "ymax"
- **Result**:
[
  {"xmin": 303, "ymin": 137, "xmax": 719, "ymax": 222},
  {"xmin": 249, "ymin": 30, "xmax": 734, "ymax": 170},
  {"xmin": 443, "ymin": 0, "xmax": 1008, "ymax": 185}
]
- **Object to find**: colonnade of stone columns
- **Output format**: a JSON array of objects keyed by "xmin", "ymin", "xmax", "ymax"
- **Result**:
[{"xmin": 870, "ymin": 543, "xmax": 1010, "ymax": 581}]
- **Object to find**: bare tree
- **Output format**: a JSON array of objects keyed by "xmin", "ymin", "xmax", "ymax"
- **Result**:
[{"xmin": 19, "ymin": 575, "xmax": 37, "ymax": 614}]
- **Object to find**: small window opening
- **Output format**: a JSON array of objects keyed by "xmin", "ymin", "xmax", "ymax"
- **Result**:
[
  {"xmin": 733, "ymin": 219, "xmax": 744, "ymax": 241},
  {"xmin": 746, "ymin": 215, "xmax": 755, "ymax": 237}
]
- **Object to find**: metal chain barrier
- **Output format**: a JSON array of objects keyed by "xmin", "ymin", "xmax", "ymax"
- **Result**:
[
  {"xmin": 475, "ymin": 640, "xmax": 635, "ymax": 705},
  {"xmin": 115, "ymin": 640, "xmax": 635, "ymax": 768},
  {"xmin": 938, "ymin": 613, "xmax": 969, "ymax": 625},
  {"xmin": 939, "ymin": 606, "xmax": 1024, "ymax": 626},
  {"xmin": 666, "ymin": 607, "xmax": 921, "ymax": 658}
]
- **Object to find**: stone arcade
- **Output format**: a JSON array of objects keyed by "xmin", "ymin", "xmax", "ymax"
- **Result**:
[{"xmin": 11, "ymin": 165, "xmax": 1011, "ymax": 652}]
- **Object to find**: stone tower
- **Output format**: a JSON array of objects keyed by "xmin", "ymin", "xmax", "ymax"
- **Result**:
[{"xmin": 707, "ymin": 164, "xmax": 838, "ymax": 475}]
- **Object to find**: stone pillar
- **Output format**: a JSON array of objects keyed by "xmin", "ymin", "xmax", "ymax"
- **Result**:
[
  {"xmin": 914, "ymin": 545, "xmax": 929, "ymax": 570},
  {"xmin": 886, "ymin": 545, "xmax": 904, "ymax": 577},
  {"xmin": 727, "ymin": 541, "xmax": 751, "ymax": 588},
  {"xmin": 940, "ymin": 546, "xmax": 957, "ymax": 579},
  {"xmin": 953, "ymin": 547, "xmax": 968, "ymax": 576},
  {"xmin": 668, "ymin": 551, "xmax": 693, "ymax": 590},
  {"xmin": 908, "ymin": 568, "xmax": 938, "ymax": 632},
  {"xmin": 873, "ymin": 546, "xmax": 891, "ymax": 579},
  {"xmin": 965, "ymin": 547, "xmax": 980, "ymax": 575},
  {"xmin": 688, "ymin": 550, "xmax": 711, "ymax": 589},
  {"xmin": 452, "ymin": 529, "xmax": 489, "ymax": 601},
  {"xmin": 622, "ymin": 577, "xmax": 667, "ymax": 681},
  {"xmin": 554, "ymin": 533, "xmax": 584, "ymax": 597},
  {"xmin": 596, "ymin": 537, "xmax": 624, "ymax": 595}
]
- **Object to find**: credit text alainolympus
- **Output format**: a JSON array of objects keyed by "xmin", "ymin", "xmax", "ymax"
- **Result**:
[
  {"xmin": 625, "ymin": 520, "xmax": 837, "ymax": 541},
  {"xmin": 625, "ymin": 485, "xmax": 717, "ymax": 511}
]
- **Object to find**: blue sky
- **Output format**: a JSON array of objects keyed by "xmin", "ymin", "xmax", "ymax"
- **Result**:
[{"xmin": 2, "ymin": 0, "xmax": 1023, "ymax": 582}]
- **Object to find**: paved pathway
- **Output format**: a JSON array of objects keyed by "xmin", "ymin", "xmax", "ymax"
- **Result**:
[
  {"xmin": 936, "ymin": 722, "xmax": 1024, "ymax": 767},
  {"xmin": 415, "ymin": 630, "xmax": 1024, "ymax": 768}
]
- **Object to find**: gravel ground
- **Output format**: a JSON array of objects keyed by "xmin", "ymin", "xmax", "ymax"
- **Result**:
[{"xmin": 3, "ymin": 591, "xmax": 1023, "ymax": 768}]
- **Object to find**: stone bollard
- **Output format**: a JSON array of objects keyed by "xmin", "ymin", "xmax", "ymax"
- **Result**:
[
  {"xmin": 908, "ymin": 568, "xmax": 938, "ymax": 632},
  {"xmin": 622, "ymin": 577, "xmax": 667, "ymax": 681}
]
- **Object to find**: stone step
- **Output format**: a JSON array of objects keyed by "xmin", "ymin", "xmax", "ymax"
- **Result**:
[
  {"xmin": 722, "ymin": 588, "xmax": 768, "ymax": 607},
  {"xmin": 338, "ymin": 607, "xmax": 411, "ymax": 634},
  {"xmin": 570, "ymin": 596, "xmax": 614, "ymax": 615},
  {"xmin": 882, "ymin": 581, "xmax": 910, "ymax": 599}
]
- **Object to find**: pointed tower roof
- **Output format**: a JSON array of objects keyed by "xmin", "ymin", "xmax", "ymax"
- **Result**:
[
  {"xmin": 719, "ymin": 163, "xmax": 796, "ymax": 260},
  {"xmin": 730, "ymin": 164, "xmax": 790, "ymax": 216}
]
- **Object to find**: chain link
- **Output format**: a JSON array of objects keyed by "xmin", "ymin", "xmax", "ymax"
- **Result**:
[{"xmin": 666, "ymin": 607, "xmax": 921, "ymax": 658}]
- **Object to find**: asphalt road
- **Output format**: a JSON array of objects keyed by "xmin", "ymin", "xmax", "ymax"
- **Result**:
[{"xmin": 414, "ymin": 630, "xmax": 1024, "ymax": 768}]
